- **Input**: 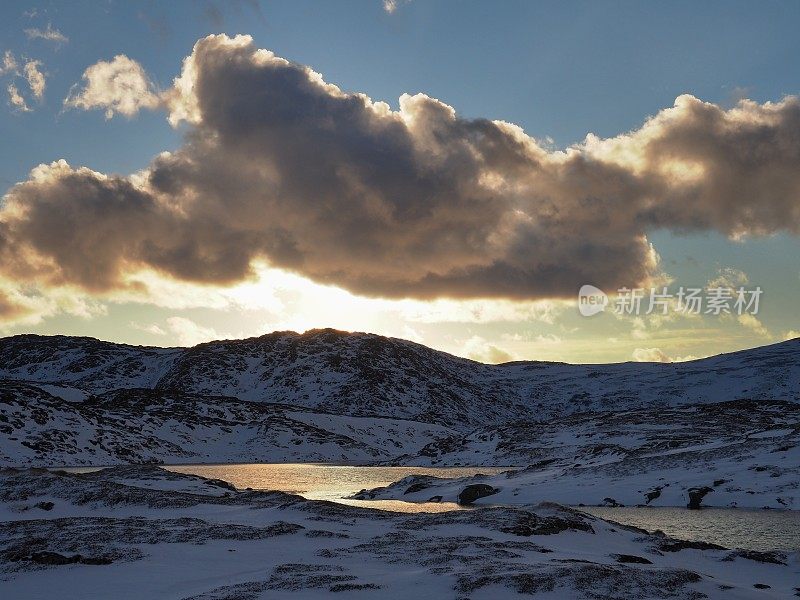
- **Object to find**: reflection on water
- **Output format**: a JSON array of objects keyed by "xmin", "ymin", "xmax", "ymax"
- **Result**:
[
  {"xmin": 165, "ymin": 463, "xmax": 511, "ymax": 513},
  {"xmin": 580, "ymin": 506, "xmax": 800, "ymax": 552},
  {"xmin": 56, "ymin": 463, "xmax": 800, "ymax": 549}
]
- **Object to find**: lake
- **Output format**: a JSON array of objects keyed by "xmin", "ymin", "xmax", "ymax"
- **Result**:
[
  {"xmin": 166, "ymin": 462, "xmax": 512, "ymax": 513},
  {"xmin": 71, "ymin": 462, "xmax": 800, "ymax": 551},
  {"xmin": 57, "ymin": 463, "xmax": 800, "ymax": 551},
  {"xmin": 579, "ymin": 506, "xmax": 800, "ymax": 552}
]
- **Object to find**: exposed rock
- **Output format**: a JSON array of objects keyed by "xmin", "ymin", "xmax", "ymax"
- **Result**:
[
  {"xmin": 645, "ymin": 488, "xmax": 662, "ymax": 504},
  {"xmin": 499, "ymin": 513, "xmax": 594, "ymax": 536},
  {"xmin": 613, "ymin": 554, "xmax": 653, "ymax": 564},
  {"xmin": 658, "ymin": 540, "xmax": 726, "ymax": 552},
  {"xmin": 329, "ymin": 583, "xmax": 381, "ymax": 592},
  {"xmin": 457, "ymin": 484, "xmax": 498, "ymax": 505},
  {"xmin": 723, "ymin": 550, "xmax": 787, "ymax": 565},
  {"xmin": 204, "ymin": 479, "xmax": 237, "ymax": 492},
  {"xmin": 687, "ymin": 486, "xmax": 714, "ymax": 510},
  {"xmin": 29, "ymin": 551, "xmax": 81, "ymax": 565},
  {"xmin": 403, "ymin": 482, "xmax": 430, "ymax": 495}
]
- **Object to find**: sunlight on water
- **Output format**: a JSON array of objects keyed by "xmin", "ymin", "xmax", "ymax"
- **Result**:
[{"xmin": 165, "ymin": 463, "xmax": 512, "ymax": 513}]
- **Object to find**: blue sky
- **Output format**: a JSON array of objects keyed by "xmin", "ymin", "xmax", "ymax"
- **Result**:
[{"xmin": 1, "ymin": 0, "xmax": 799, "ymax": 362}]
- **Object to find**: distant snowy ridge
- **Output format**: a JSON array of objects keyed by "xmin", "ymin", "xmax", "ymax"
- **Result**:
[
  {"xmin": 1, "ymin": 331, "xmax": 799, "ymax": 425},
  {"xmin": 1, "ymin": 331, "xmax": 799, "ymax": 473}
]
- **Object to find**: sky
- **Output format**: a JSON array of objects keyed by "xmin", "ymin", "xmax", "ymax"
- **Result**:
[{"xmin": 0, "ymin": 0, "xmax": 799, "ymax": 363}]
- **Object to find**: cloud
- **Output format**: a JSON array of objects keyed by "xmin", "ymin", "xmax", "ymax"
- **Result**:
[
  {"xmin": 64, "ymin": 55, "xmax": 161, "ymax": 118},
  {"xmin": 783, "ymin": 330, "xmax": 800, "ymax": 341},
  {"xmin": 24, "ymin": 24, "xmax": 68, "ymax": 45},
  {"xmin": 3, "ymin": 34, "xmax": 800, "ymax": 310},
  {"xmin": 0, "ymin": 276, "xmax": 106, "ymax": 329},
  {"xmin": 707, "ymin": 266, "xmax": 748, "ymax": 290},
  {"xmin": 131, "ymin": 321, "xmax": 167, "ymax": 336},
  {"xmin": 534, "ymin": 333, "xmax": 563, "ymax": 344},
  {"xmin": 165, "ymin": 316, "xmax": 219, "ymax": 346},
  {"xmin": 398, "ymin": 298, "xmax": 563, "ymax": 324},
  {"xmin": 23, "ymin": 60, "xmax": 45, "ymax": 100},
  {"xmin": 632, "ymin": 347, "xmax": 706, "ymax": 362},
  {"xmin": 383, "ymin": 0, "xmax": 411, "ymax": 13},
  {"xmin": 1, "ymin": 51, "xmax": 18, "ymax": 76},
  {"xmin": 463, "ymin": 336, "xmax": 514, "ymax": 364},
  {"xmin": 737, "ymin": 313, "xmax": 770, "ymax": 337},
  {"xmin": 6, "ymin": 83, "xmax": 30, "ymax": 112},
  {"xmin": 631, "ymin": 347, "xmax": 672, "ymax": 363}
]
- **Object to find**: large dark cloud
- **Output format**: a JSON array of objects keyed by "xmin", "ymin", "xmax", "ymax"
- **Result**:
[{"xmin": 1, "ymin": 34, "xmax": 799, "ymax": 301}]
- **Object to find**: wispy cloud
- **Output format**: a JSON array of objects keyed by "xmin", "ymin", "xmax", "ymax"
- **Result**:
[
  {"xmin": 6, "ymin": 83, "xmax": 30, "ymax": 112},
  {"xmin": 23, "ymin": 60, "xmax": 45, "ymax": 100},
  {"xmin": 131, "ymin": 322, "xmax": 167, "ymax": 336},
  {"xmin": 383, "ymin": 0, "xmax": 411, "ymax": 14},
  {"xmin": 24, "ymin": 24, "xmax": 68, "ymax": 45},
  {"xmin": 0, "ymin": 51, "xmax": 18, "ymax": 76},
  {"xmin": 737, "ymin": 313, "xmax": 771, "ymax": 338}
]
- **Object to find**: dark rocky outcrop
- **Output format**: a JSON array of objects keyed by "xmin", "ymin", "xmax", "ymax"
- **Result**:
[
  {"xmin": 613, "ymin": 554, "xmax": 653, "ymax": 564},
  {"xmin": 644, "ymin": 488, "xmax": 662, "ymax": 504},
  {"xmin": 457, "ymin": 484, "xmax": 498, "ymax": 505},
  {"xmin": 403, "ymin": 482, "xmax": 430, "ymax": 495},
  {"xmin": 658, "ymin": 539, "xmax": 726, "ymax": 552},
  {"xmin": 723, "ymin": 550, "xmax": 787, "ymax": 565},
  {"xmin": 686, "ymin": 486, "xmax": 714, "ymax": 509}
]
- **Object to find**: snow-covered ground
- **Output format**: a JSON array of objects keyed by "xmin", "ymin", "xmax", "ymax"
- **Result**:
[
  {"xmin": 370, "ymin": 400, "xmax": 800, "ymax": 509},
  {"xmin": 1, "ymin": 466, "xmax": 797, "ymax": 599},
  {"xmin": 0, "ymin": 382, "xmax": 454, "ymax": 466}
]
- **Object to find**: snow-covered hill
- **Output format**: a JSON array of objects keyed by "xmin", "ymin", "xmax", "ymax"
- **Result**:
[
  {"xmin": 0, "ymin": 381, "xmax": 453, "ymax": 466},
  {"xmin": 2, "ymin": 330, "xmax": 799, "ymax": 422},
  {"xmin": 1, "ymin": 331, "xmax": 799, "ymax": 471},
  {"xmin": 0, "ymin": 330, "xmax": 534, "ymax": 428}
]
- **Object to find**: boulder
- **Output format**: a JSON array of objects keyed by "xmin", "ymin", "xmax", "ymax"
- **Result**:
[{"xmin": 457, "ymin": 484, "xmax": 499, "ymax": 505}]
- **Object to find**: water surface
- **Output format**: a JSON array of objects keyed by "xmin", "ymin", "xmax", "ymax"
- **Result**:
[
  {"xmin": 166, "ymin": 462, "xmax": 511, "ymax": 513},
  {"xmin": 580, "ymin": 506, "xmax": 800, "ymax": 552}
]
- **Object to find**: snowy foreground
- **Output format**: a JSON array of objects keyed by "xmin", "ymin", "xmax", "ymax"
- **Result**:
[{"xmin": 1, "ymin": 466, "xmax": 797, "ymax": 599}]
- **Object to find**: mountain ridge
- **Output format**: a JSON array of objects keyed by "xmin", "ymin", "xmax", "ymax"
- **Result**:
[{"xmin": 1, "ymin": 330, "xmax": 799, "ymax": 468}]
